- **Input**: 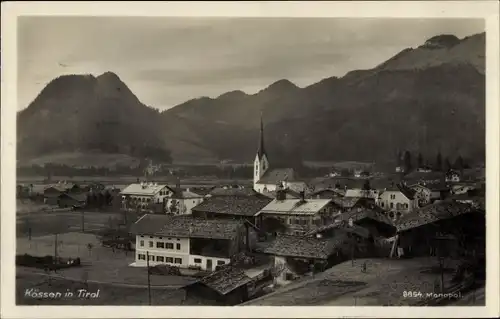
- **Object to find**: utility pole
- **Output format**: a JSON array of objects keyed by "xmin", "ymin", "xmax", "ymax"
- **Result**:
[
  {"xmin": 351, "ymin": 238, "xmax": 355, "ymax": 267},
  {"xmin": 54, "ymin": 233, "xmax": 58, "ymax": 273},
  {"xmin": 146, "ymin": 251, "xmax": 151, "ymax": 305},
  {"xmin": 81, "ymin": 210, "xmax": 85, "ymax": 232}
]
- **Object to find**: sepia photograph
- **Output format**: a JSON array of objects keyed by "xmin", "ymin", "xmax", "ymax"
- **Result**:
[{"xmin": 1, "ymin": 1, "xmax": 499, "ymax": 318}]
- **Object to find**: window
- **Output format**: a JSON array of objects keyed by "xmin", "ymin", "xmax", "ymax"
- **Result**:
[
  {"xmin": 166, "ymin": 257, "xmax": 173, "ymax": 263},
  {"xmin": 140, "ymin": 235, "xmax": 144, "ymax": 238},
  {"xmin": 194, "ymin": 258, "xmax": 202, "ymax": 263},
  {"xmin": 139, "ymin": 240, "xmax": 144, "ymax": 247},
  {"xmin": 149, "ymin": 241, "xmax": 153, "ymax": 248},
  {"xmin": 176, "ymin": 243, "xmax": 181, "ymax": 250},
  {"xmin": 166, "ymin": 243, "xmax": 174, "ymax": 249},
  {"xmin": 381, "ymin": 202, "xmax": 384, "ymax": 207},
  {"xmin": 404, "ymin": 203, "xmax": 408, "ymax": 209},
  {"xmin": 156, "ymin": 256, "xmax": 164, "ymax": 262},
  {"xmin": 390, "ymin": 203, "xmax": 394, "ymax": 209},
  {"xmin": 149, "ymin": 236, "xmax": 153, "ymax": 238},
  {"xmin": 156, "ymin": 242, "xmax": 165, "ymax": 249},
  {"xmin": 149, "ymin": 255, "xmax": 155, "ymax": 261},
  {"xmin": 217, "ymin": 260, "xmax": 225, "ymax": 266},
  {"xmin": 177, "ymin": 238, "xmax": 180, "ymax": 241},
  {"xmin": 174, "ymin": 258, "xmax": 182, "ymax": 264},
  {"xmin": 138, "ymin": 254, "xmax": 146, "ymax": 260}
]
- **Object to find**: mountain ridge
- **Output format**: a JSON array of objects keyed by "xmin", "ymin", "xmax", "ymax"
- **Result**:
[{"xmin": 17, "ymin": 32, "xmax": 485, "ymax": 167}]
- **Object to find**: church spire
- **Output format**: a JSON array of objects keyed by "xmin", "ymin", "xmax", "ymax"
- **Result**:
[{"xmin": 257, "ymin": 112, "xmax": 266, "ymax": 159}]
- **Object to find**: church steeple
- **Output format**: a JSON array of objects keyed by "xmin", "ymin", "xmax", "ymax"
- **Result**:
[{"xmin": 257, "ymin": 112, "xmax": 267, "ymax": 159}]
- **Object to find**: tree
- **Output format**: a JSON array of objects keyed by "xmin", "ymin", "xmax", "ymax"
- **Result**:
[
  {"xmin": 435, "ymin": 152, "xmax": 443, "ymax": 171},
  {"xmin": 444, "ymin": 157, "xmax": 452, "ymax": 172},
  {"xmin": 403, "ymin": 150, "xmax": 412, "ymax": 173},
  {"xmin": 417, "ymin": 153, "xmax": 424, "ymax": 168}
]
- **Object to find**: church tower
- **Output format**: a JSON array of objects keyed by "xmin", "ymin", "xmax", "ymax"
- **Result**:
[{"xmin": 254, "ymin": 113, "xmax": 269, "ymax": 189}]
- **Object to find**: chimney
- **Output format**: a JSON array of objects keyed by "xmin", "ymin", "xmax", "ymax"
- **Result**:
[
  {"xmin": 276, "ymin": 190, "xmax": 286, "ymax": 201},
  {"xmin": 299, "ymin": 191, "xmax": 305, "ymax": 202}
]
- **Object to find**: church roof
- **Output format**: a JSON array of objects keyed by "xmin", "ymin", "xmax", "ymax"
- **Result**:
[{"xmin": 257, "ymin": 168, "xmax": 295, "ymax": 185}]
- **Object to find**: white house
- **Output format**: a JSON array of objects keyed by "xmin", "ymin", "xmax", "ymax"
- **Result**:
[
  {"xmin": 165, "ymin": 188, "xmax": 205, "ymax": 215},
  {"xmin": 375, "ymin": 184, "xmax": 418, "ymax": 220},
  {"xmin": 256, "ymin": 192, "xmax": 338, "ymax": 236},
  {"xmin": 253, "ymin": 115, "xmax": 306, "ymax": 194},
  {"xmin": 121, "ymin": 182, "xmax": 174, "ymax": 213},
  {"xmin": 131, "ymin": 214, "xmax": 256, "ymax": 271}
]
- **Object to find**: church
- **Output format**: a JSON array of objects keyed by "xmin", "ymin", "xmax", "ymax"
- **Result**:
[{"xmin": 253, "ymin": 114, "xmax": 307, "ymax": 194}]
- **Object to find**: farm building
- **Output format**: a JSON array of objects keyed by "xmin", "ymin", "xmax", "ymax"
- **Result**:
[{"xmin": 131, "ymin": 214, "xmax": 258, "ymax": 271}]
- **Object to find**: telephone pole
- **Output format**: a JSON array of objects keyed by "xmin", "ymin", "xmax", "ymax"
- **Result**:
[
  {"xmin": 146, "ymin": 251, "xmax": 151, "ymax": 305},
  {"xmin": 54, "ymin": 233, "xmax": 58, "ymax": 272}
]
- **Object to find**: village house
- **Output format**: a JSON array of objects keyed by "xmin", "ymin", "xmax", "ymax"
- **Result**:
[
  {"xmin": 408, "ymin": 183, "xmax": 432, "ymax": 207},
  {"xmin": 393, "ymin": 201, "xmax": 485, "ymax": 259},
  {"xmin": 131, "ymin": 215, "xmax": 257, "ymax": 271},
  {"xmin": 43, "ymin": 182, "xmax": 76, "ymax": 205},
  {"xmin": 191, "ymin": 194, "xmax": 272, "ymax": 225},
  {"xmin": 375, "ymin": 184, "xmax": 418, "ymax": 220},
  {"xmin": 184, "ymin": 253, "xmax": 273, "ymax": 305},
  {"xmin": 255, "ymin": 191, "xmax": 338, "ymax": 236},
  {"xmin": 121, "ymin": 182, "xmax": 174, "ymax": 213},
  {"xmin": 57, "ymin": 192, "xmax": 87, "ymax": 208},
  {"xmin": 262, "ymin": 234, "xmax": 351, "ymax": 286},
  {"xmin": 445, "ymin": 169, "xmax": 461, "ymax": 183},
  {"xmin": 165, "ymin": 183, "xmax": 205, "ymax": 215},
  {"xmin": 331, "ymin": 196, "xmax": 375, "ymax": 214}
]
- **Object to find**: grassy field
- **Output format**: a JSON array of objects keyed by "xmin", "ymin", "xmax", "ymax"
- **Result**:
[
  {"xmin": 17, "ymin": 210, "xmax": 128, "ymax": 237},
  {"xmin": 17, "ymin": 232, "xmax": 197, "ymax": 288}
]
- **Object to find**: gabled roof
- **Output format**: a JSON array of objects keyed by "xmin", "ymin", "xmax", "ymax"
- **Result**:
[
  {"xmin": 192, "ymin": 196, "xmax": 272, "ymax": 217},
  {"xmin": 380, "ymin": 184, "xmax": 416, "ymax": 200},
  {"xmin": 309, "ymin": 188, "xmax": 345, "ymax": 198},
  {"xmin": 332, "ymin": 196, "xmax": 362, "ymax": 208},
  {"xmin": 335, "ymin": 208, "xmax": 394, "ymax": 227},
  {"xmin": 121, "ymin": 183, "xmax": 172, "ymax": 196},
  {"xmin": 395, "ymin": 201, "xmax": 481, "ymax": 232},
  {"xmin": 59, "ymin": 192, "xmax": 87, "ymax": 202},
  {"xmin": 262, "ymin": 234, "xmax": 349, "ymax": 259},
  {"xmin": 195, "ymin": 266, "xmax": 253, "ymax": 295},
  {"xmin": 257, "ymin": 198, "xmax": 331, "ymax": 216},
  {"xmin": 172, "ymin": 190, "xmax": 204, "ymax": 199},
  {"xmin": 305, "ymin": 222, "xmax": 371, "ymax": 239},
  {"xmin": 131, "ymin": 214, "xmax": 244, "ymax": 240},
  {"xmin": 257, "ymin": 168, "xmax": 295, "ymax": 185}
]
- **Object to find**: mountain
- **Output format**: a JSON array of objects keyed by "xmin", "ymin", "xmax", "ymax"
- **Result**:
[
  {"xmin": 17, "ymin": 72, "xmax": 176, "ymax": 164},
  {"xmin": 160, "ymin": 32, "xmax": 486, "ymax": 166},
  {"xmin": 17, "ymin": 32, "xmax": 486, "ymax": 168}
]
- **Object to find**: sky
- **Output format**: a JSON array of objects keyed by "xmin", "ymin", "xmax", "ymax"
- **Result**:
[{"xmin": 17, "ymin": 17, "xmax": 485, "ymax": 111}]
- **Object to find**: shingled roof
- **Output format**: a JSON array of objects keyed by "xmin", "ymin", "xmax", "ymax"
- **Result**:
[
  {"xmin": 395, "ymin": 201, "xmax": 481, "ymax": 232},
  {"xmin": 191, "ymin": 196, "xmax": 272, "ymax": 217},
  {"xmin": 195, "ymin": 266, "xmax": 253, "ymax": 295},
  {"xmin": 131, "ymin": 214, "xmax": 243, "ymax": 240},
  {"xmin": 262, "ymin": 234, "xmax": 348, "ymax": 259},
  {"xmin": 335, "ymin": 208, "xmax": 394, "ymax": 226}
]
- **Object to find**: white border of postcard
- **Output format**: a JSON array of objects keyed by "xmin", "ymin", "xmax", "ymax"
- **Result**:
[{"xmin": 2, "ymin": 1, "xmax": 499, "ymax": 318}]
